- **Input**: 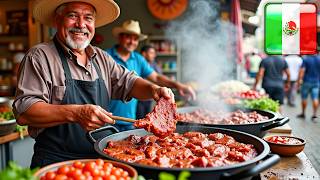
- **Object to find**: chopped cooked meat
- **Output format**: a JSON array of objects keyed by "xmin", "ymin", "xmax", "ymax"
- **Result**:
[
  {"xmin": 134, "ymin": 97, "xmax": 179, "ymax": 138},
  {"xmin": 179, "ymin": 109, "xmax": 269, "ymax": 125},
  {"xmin": 103, "ymin": 131, "xmax": 258, "ymax": 168}
]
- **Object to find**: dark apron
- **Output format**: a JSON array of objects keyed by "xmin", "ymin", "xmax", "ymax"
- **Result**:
[{"xmin": 31, "ymin": 38, "xmax": 109, "ymax": 168}]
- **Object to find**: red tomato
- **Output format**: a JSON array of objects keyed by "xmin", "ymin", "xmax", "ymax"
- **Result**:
[
  {"xmin": 90, "ymin": 168, "xmax": 100, "ymax": 177},
  {"xmin": 84, "ymin": 162, "xmax": 96, "ymax": 173},
  {"xmin": 82, "ymin": 171, "xmax": 91, "ymax": 176},
  {"xmin": 104, "ymin": 175, "xmax": 117, "ymax": 180},
  {"xmin": 93, "ymin": 177, "xmax": 103, "ymax": 180},
  {"xmin": 54, "ymin": 174, "xmax": 68, "ymax": 180},
  {"xmin": 73, "ymin": 174, "xmax": 86, "ymax": 180},
  {"xmin": 73, "ymin": 161, "xmax": 84, "ymax": 169},
  {"xmin": 111, "ymin": 167, "xmax": 122, "ymax": 177},
  {"xmin": 121, "ymin": 171, "xmax": 129, "ymax": 177},
  {"xmin": 67, "ymin": 168, "xmax": 82, "ymax": 178},
  {"xmin": 95, "ymin": 159, "xmax": 104, "ymax": 167},
  {"xmin": 103, "ymin": 163, "xmax": 113, "ymax": 170},
  {"xmin": 45, "ymin": 171, "xmax": 56, "ymax": 180},
  {"xmin": 57, "ymin": 165, "xmax": 70, "ymax": 175}
]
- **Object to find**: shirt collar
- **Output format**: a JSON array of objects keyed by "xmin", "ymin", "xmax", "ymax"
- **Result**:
[
  {"xmin": 54, "ymin": 35, "xmax": 97, "ymax": 60},
  {"xmin": 111, "ymin": 45, "xmax": 136, "ymax": 62}
]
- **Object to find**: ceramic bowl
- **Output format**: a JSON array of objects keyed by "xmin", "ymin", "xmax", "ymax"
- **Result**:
[
  {"xmin": 33, "ymin": 159, "xmax": 138, "ymax": 180},
  {"xmin": 264, "ymin": 135, "xmax": 306, "ymax": 156},
  {"xmin": 0, "ymin": 119, "xmax": 16, "ymax": 136}
]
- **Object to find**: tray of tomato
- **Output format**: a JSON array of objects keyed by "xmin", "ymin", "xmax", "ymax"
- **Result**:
[
  {"xmin": 34, "ymin": 159, "xmax": 138, "ymax": 180},
  {"xmin": 235, "ymin": 90, "xmax": 265, "ymax": 100}
]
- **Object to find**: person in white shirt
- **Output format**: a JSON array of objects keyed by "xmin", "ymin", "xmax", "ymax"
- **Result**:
[{"xmin": 284, "ymin": 55, "xmax": 303, "ymax": 106}]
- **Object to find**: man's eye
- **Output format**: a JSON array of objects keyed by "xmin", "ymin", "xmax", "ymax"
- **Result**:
[
  {"xmin": 67, "ymin": 14, "xmax": 77, "ymax": 18},
  {"xmin": 86, "ymin": 16, "xmax": 94, "ymax": 21}
]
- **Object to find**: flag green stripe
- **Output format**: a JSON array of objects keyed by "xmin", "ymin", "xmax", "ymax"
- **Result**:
[{"xmin": 265, "ymin": 4, "xmax": 283, "ymax": 54}]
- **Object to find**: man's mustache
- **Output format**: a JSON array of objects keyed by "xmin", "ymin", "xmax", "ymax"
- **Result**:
[{"xmin": 68, "ymin": 28, "xmax": 90, "ymax": 34}]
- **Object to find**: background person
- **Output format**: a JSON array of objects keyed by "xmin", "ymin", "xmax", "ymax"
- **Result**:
[
  {"xmin": 247, "ymin": 50, "xmax": 262, "ymax": 78},
  {"xmin": 106, "ymin": 19, "xmax": 196, "ymax": 131},
  {"xmin": 13, "ymin": 0, "xmax": 174, "ymax": 168},
  {"xmin": 253, "ymin": 55, "xmax": 290, "ymax": 112},
  {"xmin": 136, "ymin": 45, "xmax": 162, "ymax": 119},
  {"xmin": 297, "ymin": 54, "xmax": 320, "ymax": 120},
  {"xmin": 284, "ymin": 55, "xmax": 303, "ymax": 107}
]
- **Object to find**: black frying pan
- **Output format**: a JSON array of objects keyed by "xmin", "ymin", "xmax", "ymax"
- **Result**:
[
  {"xmin": 177, "ymin": 106, "xmax": 289, "ymax": 137},
  {"xmin": 87, "ymin": 125, "xmax": 280, "ymax": 180}
]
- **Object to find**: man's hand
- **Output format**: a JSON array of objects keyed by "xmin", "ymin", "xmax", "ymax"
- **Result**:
[
  {"xmin": 152, "ymin": 86, "xmax": 175, "ymax": 103},
  {"xmin": 75, "ymin": 105, "xmax": 114, "ymax": 131},
  {"xmin": 177, "ymin": 84, "xmax": 196, "ymax": 101}
]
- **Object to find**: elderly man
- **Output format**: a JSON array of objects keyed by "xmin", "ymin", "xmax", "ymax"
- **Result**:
[
  {"xmin": 106, "ymin": 20, "xmax": 196, "ymax": 131},
  {"xmin": 13, "ymin": 0, "xmax": 174, "ymax": 168}
]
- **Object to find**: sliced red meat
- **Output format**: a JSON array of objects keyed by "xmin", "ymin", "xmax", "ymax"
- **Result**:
[{"xmin": 134, "ymin": 97, "xmax": 179, "ymax": 138}]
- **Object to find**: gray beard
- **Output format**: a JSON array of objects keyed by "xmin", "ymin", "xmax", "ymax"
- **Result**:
[{"xmin": 65, "ymin": 34, "xmax": 90, "ymax": 50}]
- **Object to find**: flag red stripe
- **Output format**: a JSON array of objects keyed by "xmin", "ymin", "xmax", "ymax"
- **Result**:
[{"xmin": 300, "ymin": 4, "xmax": 317, "ymax": 55}]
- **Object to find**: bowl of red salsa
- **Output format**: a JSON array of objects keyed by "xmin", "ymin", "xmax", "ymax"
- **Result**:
[{"xmin": 264, "ymin": 135, "xmax": 306, "ymax": 156}]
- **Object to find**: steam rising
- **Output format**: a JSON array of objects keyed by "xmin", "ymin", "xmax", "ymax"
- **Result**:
[{"xmin": 165, "ymin": 0, "xmax": 238, "ymax": 107}]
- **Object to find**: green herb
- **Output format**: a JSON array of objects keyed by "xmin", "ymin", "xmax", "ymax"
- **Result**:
[
  {"xmin": 16, "ymin": 125, "xmax": 28, "ymax": 139},
  {"xmin": 0, "ymin": 111, "xmax": 14, "ymax": 121},
  {"xmin": 159, "ymin": 171, "xmax": 191, "ymax": 180},
  {"xmin": 0, "ymin": 161, "xmax": 38, "ymax": 180},
  {"xmin": 178, "ymin": 171, "xmax": 191, "ymax": 180},
  {"xmin": 243, "ymin": 97, "xmax": 280, "ymax": 112}
]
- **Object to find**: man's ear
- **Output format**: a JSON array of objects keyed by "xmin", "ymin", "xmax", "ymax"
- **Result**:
[{"xmin": 53, "ymin": 15, "xmax": 60, "ymax": 27}]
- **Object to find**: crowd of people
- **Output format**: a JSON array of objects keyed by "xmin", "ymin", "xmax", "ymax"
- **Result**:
[{"xmin": 249, "ymin": 52, "xmax": 320, "ymax": 120}]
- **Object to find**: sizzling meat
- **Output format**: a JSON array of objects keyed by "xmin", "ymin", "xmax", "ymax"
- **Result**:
[
  {"xmin": 103, "ymin": 132, "xmax": 257, "ymax": 168},
  {"xmin": 134, "ymin": 98, "xmax": 179, "ymax": 138}
]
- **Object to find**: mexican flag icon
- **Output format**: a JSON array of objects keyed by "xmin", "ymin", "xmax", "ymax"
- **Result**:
[{"xmin": 264, "ymin": 3, "xmax": 317, "ymax": 55}]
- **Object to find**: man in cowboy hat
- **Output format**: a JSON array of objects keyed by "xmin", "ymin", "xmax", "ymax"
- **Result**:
[
  {"xmin": 106, "ymin": 20, "xmax": 196, "ymax": 131},
  {"xmin": 13, "ymin": 0, "xmax": 174, "ymax": 168}
]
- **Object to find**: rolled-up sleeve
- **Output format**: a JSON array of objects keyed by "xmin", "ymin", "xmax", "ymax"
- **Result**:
[{"xmin": 13, "ymin": 47, "xmax": 51, "ymax": 118}]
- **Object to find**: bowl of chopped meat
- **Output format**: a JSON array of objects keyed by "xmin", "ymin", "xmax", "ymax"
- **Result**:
[
  {"xmin": 264, "ymin": 135, "xmax": 306, "ymax": 156},
  {"xmin": 177, "ymin": 106, "xmax": 289, "ymax": 137}
]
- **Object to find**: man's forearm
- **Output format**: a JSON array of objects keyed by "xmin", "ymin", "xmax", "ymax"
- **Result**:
[
  {"xmin": 17, "ymin": 102, "xmax": 78, "ymax": 127},
  {"xmin": 129, "ymin": 78, "xmax": 159, "ymax": 100},
  {"xmin": 152, "ymin": 74, "xmax": 181, "ymax": 89}
]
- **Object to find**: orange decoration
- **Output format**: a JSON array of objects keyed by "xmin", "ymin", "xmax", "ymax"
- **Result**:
[{"xmin": 147, "ymin": 0, "xmax": 188, "ymax": 20}]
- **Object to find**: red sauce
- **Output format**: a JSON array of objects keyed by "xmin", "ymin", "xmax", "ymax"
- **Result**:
[
  {"xmin": 266, "ymin": 136, "xmax": 302, "ymax": 145},
  {"xmin": 103, "ymin": 132, "xmax": 257, "ymax": 168}
]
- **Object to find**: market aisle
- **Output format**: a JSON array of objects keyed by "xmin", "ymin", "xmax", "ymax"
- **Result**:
[{"xmin": 281, "ymin": 96, "xmax": 320, "ymax": 173}]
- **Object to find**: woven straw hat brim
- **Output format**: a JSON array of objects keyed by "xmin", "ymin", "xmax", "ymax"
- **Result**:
[
  {"xmin": 32, "ymin": 0, "xmax": 120, "ymax": 28},
  {"xmin": 112, "ymin": 27, "xmax": 148, "ymax": 41}
]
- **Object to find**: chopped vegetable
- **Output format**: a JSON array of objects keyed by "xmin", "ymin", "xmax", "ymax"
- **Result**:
[
  {"xmin": 159, "ymin": 171, "xmax": 191, "ymax": 180},
  {"xmin": 0, "ymin": 111, "xmax": 14, "ymax": 122},
  {"xmin": 243, "ymin": 97, "xmax": 280, "ymax": 112},
  {"xmin": 0, "ymin": 161, "xmax": 38, "ymax": 180},
  {"xmin": 16, "ymin": 125, "xmax": 28, "ymax": 139}
]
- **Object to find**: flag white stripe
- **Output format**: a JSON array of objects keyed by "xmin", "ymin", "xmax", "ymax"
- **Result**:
[{"xmin": 282, "ymin": 3, "xmax": 300, "ymax": 54}]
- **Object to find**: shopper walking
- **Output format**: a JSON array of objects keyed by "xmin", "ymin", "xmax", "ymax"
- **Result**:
[
  {"xmin": 284, "ymin": 55, "xmax": 302, "ymax": 106},
  {"xmin": 253, "ymin": 55, "xmax": 290, "ymax": 112},
  {"xmin": 297, "ymin": 54, "xmax": 320, "ymax": 120}
]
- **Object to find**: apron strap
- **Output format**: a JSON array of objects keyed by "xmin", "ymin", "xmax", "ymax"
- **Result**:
[
  {"xmin": 53, "ymin": 37, "xmax": 73, "ymax": 80},
  {"xmin": 92, "ymin": 60, "xmax": 103, "ymax": 79}
]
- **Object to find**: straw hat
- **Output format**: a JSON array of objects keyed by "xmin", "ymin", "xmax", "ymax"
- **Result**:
[
  {"xmin": 32, "ymin": 0, "xmax": 120, "ymax": 28},
  {"xmin": 112, "ymin": 20, "xmax": 148, "ymax": 41}
]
